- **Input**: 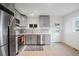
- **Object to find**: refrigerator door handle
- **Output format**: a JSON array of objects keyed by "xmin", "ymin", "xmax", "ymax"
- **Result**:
[{"xmin": 8, "ymin": 16, "xmax": 15, "ymax": 27}]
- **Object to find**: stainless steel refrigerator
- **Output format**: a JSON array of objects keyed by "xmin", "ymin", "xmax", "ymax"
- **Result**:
[{"xmin": 0, "ymin": 8, "xmax": 16, "ymax": 56}]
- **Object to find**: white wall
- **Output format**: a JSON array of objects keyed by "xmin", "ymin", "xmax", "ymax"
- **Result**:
[{"xmin": 63, "ymin": 9, "xmax": 79, "ymax": 50}]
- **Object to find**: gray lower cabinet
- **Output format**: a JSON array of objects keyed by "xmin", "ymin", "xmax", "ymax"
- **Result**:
[
  {"xmin": 25, "ymin": 35, "xmax": 31, "ymax": 44},
  {"xmin": 42, "ymin": 34, "xmax": 50, "ymax": 44},
  {"xmin": 25, "ymin": 35, "xmax": 41, "ymax": 44},
  {"xmin": 25, "ymin": 34, "xmax": 50, "ymax": 45}
]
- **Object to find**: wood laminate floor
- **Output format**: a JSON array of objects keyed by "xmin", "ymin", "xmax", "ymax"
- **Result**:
[{"xmin": 17, "ymin": 42, "xmax": 79, "ymax": 56}]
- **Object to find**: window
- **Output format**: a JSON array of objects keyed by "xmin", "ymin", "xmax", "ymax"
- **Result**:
[{"xmin": 29, "ymin": 24, "xmax": 33, "ymax": 28}]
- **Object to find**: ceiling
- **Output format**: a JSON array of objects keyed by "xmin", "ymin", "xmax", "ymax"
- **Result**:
[{"xmin": 15, "ymin": 3, "xmax": 79, "ymax": 16}]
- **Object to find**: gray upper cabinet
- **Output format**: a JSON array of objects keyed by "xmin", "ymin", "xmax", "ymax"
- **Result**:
[
  {"xmin": 20, "ymin": 15, "xmax": 27, "ymax": 26},
  {"xmin": 7, "ymin": 4, "xmax": 15, "ymax": 13},
  {"xmin": 39, "ymin": 15, "xmax": 50, "ymax": 27},
  {"xmin": 14, "ymin": 10, "xmax": 21, "ymax": 20},
  {"xmin": 1, "ymin": 3, "xmax": 15, "ymax": 13}
]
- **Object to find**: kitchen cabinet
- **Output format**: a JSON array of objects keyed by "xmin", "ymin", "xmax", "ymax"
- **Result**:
[
  {"xmin": 25, "ymin": 34, "xmax": 50, "ymax": 45},
  {"xmin": 39, "ymin": 15, "xmax": 50, "ymax": 27},
  {"xmin": 1, "ymin": 3, "xmax": 22, "ymax": 20},
  {"xmin": 20, "ymin": 15, "xmax": 27, "ymax": 26},
  {"xmin": 14, "ymin": 10, "xmax": 21, "ymax": 20},
  {"xmin": 25, "ymin": 34, "xmax": 41, "ymax": 44},
  {"xmin": 7, "ymin": 4, "xmax": 15, "ymax": 13},
  {"xmin": 1, "ymin": 3, "xmax": 15, "ymax": 13},
  {"xmin": 42, "ymin": 34, "xmax": 50, "ymax": 44}
]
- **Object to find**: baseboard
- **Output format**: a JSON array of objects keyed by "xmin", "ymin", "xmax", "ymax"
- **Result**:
[
  {"xmin": 63, "ymin": 41, "xmax": 79, "ymax": 51},
  {"xmin": 24, "ymin": 44, "xmax": 49, "ymax": 46},
  {"xmin": 51, "ymin": 42, "xmax": 63, "ymax": 43}
]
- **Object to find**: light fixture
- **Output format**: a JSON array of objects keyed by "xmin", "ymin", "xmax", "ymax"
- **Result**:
[{"xmin": 29, "ymin": 11, "xmax": 34, "ymax": 16}]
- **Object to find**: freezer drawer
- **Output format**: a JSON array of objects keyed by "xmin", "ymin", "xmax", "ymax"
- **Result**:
[{"xmin": 0, "ymin": 44, "xmax": 8, "ymax": 56}]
